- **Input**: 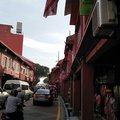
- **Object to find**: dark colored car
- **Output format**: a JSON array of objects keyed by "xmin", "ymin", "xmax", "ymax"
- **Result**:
[{"xmin": 33, "ymin": 88, "xmax": 53, "ymax": 105}]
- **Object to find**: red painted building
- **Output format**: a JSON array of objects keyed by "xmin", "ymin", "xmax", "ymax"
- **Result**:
[
  {"xmin": 0, "ymin": 24, "xmax": 23, "ymax": 55},
  {"xmin": 0, "ymin": 23, "xmax": 35, "ymax": 87},
  {"xmin": 48, "ymin": 0, "xmax": 120, "ymax": 120}
]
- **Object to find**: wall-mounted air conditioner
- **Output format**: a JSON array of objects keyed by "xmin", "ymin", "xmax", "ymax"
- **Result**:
[{"xmin": 92, "ymin": 0, "xmax": 118, "ymax": 37}]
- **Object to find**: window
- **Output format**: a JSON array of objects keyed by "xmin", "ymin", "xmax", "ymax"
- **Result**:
[
  {"xmin": 22, "ymin": 85, "xmax": 28, "ymax": 90},
  {"xmin": 4, "ymin": 84, "xmax": 20, "ymax": 90},
  {"xmin": 8, "ymin": 58, "xmax": 12, "ymax": 68},
  {"xmin": 1, "ymin": 56, "xmax": 7, "ymax": 68},
  {"xmin": 16, "ymin": 64, "xmax": 20, "ymax": 72}
]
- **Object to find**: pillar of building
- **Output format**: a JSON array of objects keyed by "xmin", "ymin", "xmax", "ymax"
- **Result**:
[
  {"xmin": 72, "ymin": 73, "xmax": 81, "ymax": 116},
  {"xmin": 81, "ymin": 60, "xmax": 94, "ymax": 120}
]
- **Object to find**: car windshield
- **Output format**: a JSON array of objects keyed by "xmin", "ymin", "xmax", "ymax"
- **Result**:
[
  {"xmin": 36, "ymin": 89, "xmax": 50, "ymax": 94},
  {"xmin": 4, "ymin": 84, "xmax": 20, "ymax": 90}
]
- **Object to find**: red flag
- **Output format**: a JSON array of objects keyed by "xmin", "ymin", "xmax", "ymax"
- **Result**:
[
  {"xmin": 43, "ymin": 0, "xmax": 59, "ymax": 18},
  {"xmin": 64, "ymin": 0, "xmax": 72, "ymax": 15}
]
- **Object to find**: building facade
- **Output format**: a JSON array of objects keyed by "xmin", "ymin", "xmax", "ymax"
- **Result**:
[
  {"xmin": 0, "ymin": 24, "xmax": 23, "ymax": 55},
  {"xmin": 0, "ymin": 24, "xmax": 35, "ymax": 88},
  {"xmin": 49, "ymin": 0, "xmax": 120, "ymax": 120}
]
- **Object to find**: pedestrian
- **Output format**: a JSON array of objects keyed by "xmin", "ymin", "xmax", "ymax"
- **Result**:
[
  {"xmin": 104, "ymin": 89, "xmax": 117, "ymax": 120},
  {"xmin": 16, "ymin": 87, "xmax": 24, "ymax": 120},
  {"xmin": 95, "ymin": 93, "xmax": 101, "ymax": 114},
  {"xmin": 5, "ymin": 89, "xmax": 19, "ymax": 120},
  {"xmin": 17, "ymin": 87, "xmax": 25, "ymax": 107}
]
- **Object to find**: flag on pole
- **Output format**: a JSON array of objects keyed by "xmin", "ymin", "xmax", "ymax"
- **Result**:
[
  {"xmin": 43, "ymin": 0, "xmax": 59, "ymax": 18},
  {"xmin": 64, "ymin": 0, "xmax": 72, "ymax": 15}
]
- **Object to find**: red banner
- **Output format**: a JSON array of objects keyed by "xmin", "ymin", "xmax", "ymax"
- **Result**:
[{"xmin": 43, "ymin": 0, "xmax": 59, "ymax": 18}]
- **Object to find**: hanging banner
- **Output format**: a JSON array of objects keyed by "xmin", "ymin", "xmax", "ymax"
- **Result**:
[
  {"xmin": 80, "ymin": 0, "xmax": 93, "ymax": 15},
  {"xmin": 43, "ymin": 0, "xmax": 59, "ymax": 18}
]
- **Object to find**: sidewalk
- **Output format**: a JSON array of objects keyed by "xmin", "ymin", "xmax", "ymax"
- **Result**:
[
  {"xmin": 58, "ymin": 96, "xmax": 79, "ymax": 120},
  {"xmin": 58, "ymin": 96, "xmax": 108, "ymax": 120}
]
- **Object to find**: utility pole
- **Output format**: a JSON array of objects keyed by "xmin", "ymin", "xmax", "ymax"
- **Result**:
[
  {"xmin": 69, "ymin": 30, "xmax": 71, "ymax": 35},
  {"xmin": 57, "ymin": 51, "xmax": 60, "ymax": 62}
]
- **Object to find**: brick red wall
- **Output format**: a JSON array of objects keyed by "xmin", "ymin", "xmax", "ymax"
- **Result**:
[{"xmin": 0, "ymin": 24, "xmax": 23, "ymax": 55}]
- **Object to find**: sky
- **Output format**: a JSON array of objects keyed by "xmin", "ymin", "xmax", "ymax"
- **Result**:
[{"xmin": 0, "ymin": 0, "xmax": 75, "ymax": 71}]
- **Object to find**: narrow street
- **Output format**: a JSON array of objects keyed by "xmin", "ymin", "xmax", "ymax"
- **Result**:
[
  {"xmin": 0, "ymin": 1, "xmax": 120, "ymax": 120},
  {"xmin": 0, "ymin": 98, "xmax": 59, "ymax": 120}
]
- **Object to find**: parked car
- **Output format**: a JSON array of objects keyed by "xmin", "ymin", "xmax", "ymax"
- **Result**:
[
  {"xmin": 33, "ymin": 88, "xmax": 54, "ymax": 105},
  {"xmin": 0, "ymin": 87, "xmax": 9, "ymax": 108}
]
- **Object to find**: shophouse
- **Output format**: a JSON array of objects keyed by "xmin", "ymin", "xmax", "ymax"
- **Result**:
[
  {"xmin": 0, "ymin": 23, "xmax": 35, "ymax": 88},
  {"xmin": 49, "ymin": 0, "xmax": 120, "ymax": 120}
]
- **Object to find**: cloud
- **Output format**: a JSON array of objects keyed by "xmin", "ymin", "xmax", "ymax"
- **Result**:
[
  {"xmin": 47, "ymin": 32, "xmax": 66, "ymax": 41},
  {"xmin": 23, "ymin": 37, "xmax": 65, "ymax": 54},
  {"xmin": 23, "ymin": 37, "xmax": 64, "ymax": 69}
]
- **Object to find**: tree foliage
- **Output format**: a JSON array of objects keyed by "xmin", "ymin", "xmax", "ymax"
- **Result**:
[
  {"xmin": 43, "ymin": 77, "xmax": 49, "ymax": 83},
  {"xmin": 35, "ymin": 63, "xmax": 49, "ymax": 80}
]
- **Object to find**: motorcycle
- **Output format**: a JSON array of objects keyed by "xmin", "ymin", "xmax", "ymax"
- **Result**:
[
  {"xmin": 1, "ymin": 104, "xmax": 24, "ymax": 120},
  {"xmin": 1, "ymin": 111, "xmax": 24, "ymax": 120},
  {"xmin": 1, "ymin": 112, "xmax": 10, "ymax": 120}
]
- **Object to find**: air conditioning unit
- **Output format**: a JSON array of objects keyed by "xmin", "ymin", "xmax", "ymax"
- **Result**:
[{"xmin": 92, "ymin": 0, "xmax": 118, "ymax": 37}]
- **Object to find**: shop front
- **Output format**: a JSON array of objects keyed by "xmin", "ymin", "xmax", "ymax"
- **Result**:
[{"xmin": 94, "ymin": 64, "xmax": 120, "ymax": 120}]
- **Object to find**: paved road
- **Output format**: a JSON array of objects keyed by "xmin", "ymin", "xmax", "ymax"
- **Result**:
[{"xmin": 0, "ymin": 98, "xmax": 58, "ymax": 120}]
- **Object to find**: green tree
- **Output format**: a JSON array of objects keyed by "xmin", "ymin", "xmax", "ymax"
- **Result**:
[
  {"xmin": 43, "ymin": 77, "xmax": 49, "ymax": 83},
  {"xmin": 34, "ymin": 63, "xmax": 49, "ymax": 82}
]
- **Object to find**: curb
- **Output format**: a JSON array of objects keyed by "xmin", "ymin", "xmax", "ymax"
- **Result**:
[{"xmin": 56, "ymin": 96, "xmax": 61, "ymax": 120}]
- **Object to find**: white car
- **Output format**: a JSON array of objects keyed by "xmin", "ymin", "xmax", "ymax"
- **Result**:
[
  {"xmin": 3, "ymin": 79, "xmax": 33, "ymax": 101},
  {"xmin": 24, "ymin": 89, "xmax": 33, "ymax": 101},
  {"xmin": 0, "ymin": 87, "xmax": 9, "ymax": 108}
]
